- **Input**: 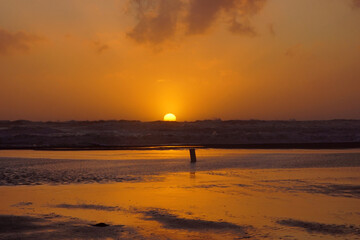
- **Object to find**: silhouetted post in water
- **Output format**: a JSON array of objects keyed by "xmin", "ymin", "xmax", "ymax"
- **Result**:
[{"xmin": 189, "ymin": 148, "xmax": 197, "ymax": 163}]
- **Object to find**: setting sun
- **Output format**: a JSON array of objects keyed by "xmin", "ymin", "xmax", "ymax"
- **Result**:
[{"xmin": 163, "ymin": 113, "xmax": 176, "ymax": 121}]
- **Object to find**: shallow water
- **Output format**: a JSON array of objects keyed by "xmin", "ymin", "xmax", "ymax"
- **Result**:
[
  {"xmin": 0, "ymin": 149, "xmax": 359, "ymax": 186},
  {"xmin": 0, "ymin": 149, "xmax": 359, "ymax": 239}
]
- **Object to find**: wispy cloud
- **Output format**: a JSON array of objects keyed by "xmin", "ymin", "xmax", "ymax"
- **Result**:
[
  {"xmin": 127, "ymin": 0, "xmax": 267, "ymax": 44},
  {"xmin": 268, "ymin": 23, "xmax": 276, "ymax": 36},
  {"xmin": 0, "ymin": 28, "xmax": 41, "ymax": 55},
  {"xmin": 228, "ymin": 20, "xmax": 256, "ymax": 36},
  {"xmin": 93, "ymin": 41, "xmax": 109, "ymax": 54}
]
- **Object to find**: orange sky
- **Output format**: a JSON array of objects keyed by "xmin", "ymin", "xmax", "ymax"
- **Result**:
[{"xmin": 0, "ymin": 0, "xmax": 359, "ymax": 121}]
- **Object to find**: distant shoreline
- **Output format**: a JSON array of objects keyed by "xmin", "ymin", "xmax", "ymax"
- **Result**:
[
  {"xmin": 1, "ymin": 120, "xmax": 359, "ymax": 151},
  {"xmin": 1, "ymin": 142, "xmax": 360, "ymax": 151}
]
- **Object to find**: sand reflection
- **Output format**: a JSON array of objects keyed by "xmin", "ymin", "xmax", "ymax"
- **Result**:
[
  {"xmin": 0, "ymin": 149, "xmax": 360, "ymax": 239},
  {"xmin": 0, "ymin": 167, "xmax": 359, "ymax": 239}
]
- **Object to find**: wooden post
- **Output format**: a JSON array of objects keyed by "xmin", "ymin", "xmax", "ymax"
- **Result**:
[{"xmin": 189, "ymin": 148, "xmax": 197, "ymax": 163}]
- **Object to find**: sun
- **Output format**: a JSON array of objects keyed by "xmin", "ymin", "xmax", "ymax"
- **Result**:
[{"xmin": 163, "ymin": 113, "xmax": 177, "ymax": 121}]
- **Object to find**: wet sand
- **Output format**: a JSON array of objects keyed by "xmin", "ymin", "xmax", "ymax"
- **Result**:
[{"xmin": 0, "ymin": 149, "xmax": 359, "ymax": 239}]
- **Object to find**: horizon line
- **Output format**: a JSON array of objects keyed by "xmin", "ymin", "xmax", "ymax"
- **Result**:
[{"xmin": 1, "ymin": 118, "xmax": 360, "ymax": 123}]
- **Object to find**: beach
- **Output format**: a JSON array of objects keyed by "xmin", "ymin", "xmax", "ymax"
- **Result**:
[
  {"xmin": 0, "ymin": 149, "xmax": 359, "ymax": 239},
  {"xmin": 2, "ymin": 0, "xmax": 360, "ymax": 238}
]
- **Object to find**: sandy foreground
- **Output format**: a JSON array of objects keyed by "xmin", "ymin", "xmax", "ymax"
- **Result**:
[{"xmin": 0, "ymin": 149, "xmax": 359, "ymax": 239}]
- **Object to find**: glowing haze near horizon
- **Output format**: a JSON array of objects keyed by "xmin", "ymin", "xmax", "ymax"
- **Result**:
[{"xmin": 0, "ymin": 0, "xmax": 359, "ymax": 121}]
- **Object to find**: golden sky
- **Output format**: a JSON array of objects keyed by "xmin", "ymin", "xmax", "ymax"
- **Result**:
[{"xmin": 0, "ymin": 0, "xmax": 359, "ymax": 121}]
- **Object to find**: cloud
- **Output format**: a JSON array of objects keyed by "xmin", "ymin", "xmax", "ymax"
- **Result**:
[
  {"xmin": 352, "ymin": 0, "xmax": 360, "ymax": 8},
  {"xmin": 268, "ymin": 23, "xmax": 276, "ymax": 36},
  {"xmin": 127, "ymin": 0, "xmax": 267, "ymax": 44},
  {"xmin": 127, "ymin": 0, "xmax": 183, "ymax": 44},
  {"xmin": 186, "ymin": 0, "xmax": 266, "ymax": 35},
  {"xmin": 93, "ymin": 41, "xmax": 109, "ymax": 53},
  {"xmin": 228, "ymin": 20, "xmax": 256, "ymax": 36},
  {"xmin": 185, "ymin": 0, "xmax": 230, "ymax": 35},
  {"xmin": 0, "ymin": 28, "xmax": 41, "ymax": 55}
]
